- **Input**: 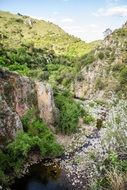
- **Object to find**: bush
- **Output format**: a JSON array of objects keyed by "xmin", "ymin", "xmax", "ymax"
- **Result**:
[
  {"xmin": 83, "ymin": 53, "xmax": 95, "ymax": 65},
  {"xmin": 21, "ymin": 108, "xmax": 63, "ymax": 157},
  {"xmin": 119, "ymin": 67, "xmax": 127, "ymax": 84},
  {"xmin": 7, "ymin": 132, "xmax": 41, "ymax": 158},
  {"xmin": 55, "ymin": 93, "xmax": 84, "ymax": 134},
  {"xmin": 98, "ymin": 52, "xmax": 104, "ymax": 60},
  {"xmin": 0, "ymin": 108, "xmax": 63, "ymax": 186},
  {"xmin": 83, "ymin": 114, "xmax": 95, "ymax": 124}
]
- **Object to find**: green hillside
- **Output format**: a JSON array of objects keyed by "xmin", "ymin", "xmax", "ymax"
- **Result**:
[{"xmin": 0, "ymin": 11, "xmax": 99, "ymax": 89}]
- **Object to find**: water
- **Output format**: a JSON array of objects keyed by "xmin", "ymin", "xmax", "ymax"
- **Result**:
[{"xmin": 11, "ymin": 162, "xmax": 70, "ymax": 190}]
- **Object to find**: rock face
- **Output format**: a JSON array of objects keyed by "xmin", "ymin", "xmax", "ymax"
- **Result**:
[
  {"xmin": 35, "ymin": 82, "xmax": 57, "ymax": 126},
  {"xmin": 72, "ymin": 23, "xmax": 127, "ymax": 100},
  {"xmin": 0, "ymin": 99, "xmax": 23, "ymax": 147},
  {"xmin": 0, "ymin": 68, "xmax": 57, "ymax": 147}
]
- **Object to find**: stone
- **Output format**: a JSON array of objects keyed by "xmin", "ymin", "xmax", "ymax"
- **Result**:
[
  {"xmin": 0, "ymin": 68, "xmax": 58, "ymax": 147},
  {"xmin": 0, "ymin": 99, "xmax": 23, "ymax": 147},
  {"xmin": 35, "ymin": 81, "xmax": 58, "ymax": 126}
]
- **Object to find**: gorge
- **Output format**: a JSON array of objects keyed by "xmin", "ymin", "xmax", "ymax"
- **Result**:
[{"xmin": 0, "ymin": 10, "xmax": 127, "ymax": 190}]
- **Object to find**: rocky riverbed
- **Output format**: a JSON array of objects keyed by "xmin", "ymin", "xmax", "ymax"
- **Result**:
[{"xmin": 54, "ymin": 99, "xmax": 111, "ymax": 189}]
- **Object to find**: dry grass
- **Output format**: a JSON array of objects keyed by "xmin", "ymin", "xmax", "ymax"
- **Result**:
[{"xmin": 106, "ymin": 167, "xmax": 127, "ymax": 190}]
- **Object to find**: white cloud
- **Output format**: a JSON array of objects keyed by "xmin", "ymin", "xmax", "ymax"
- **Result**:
[
  {"xmin": 61, "ymin": 18, "xmax": 74, "ymax": 23},
  {"xmin": 93, "ymin": 6, "xmax": 127, "ymax": 17}
]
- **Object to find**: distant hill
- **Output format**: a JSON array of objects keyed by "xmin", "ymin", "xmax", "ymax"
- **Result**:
[
  {"xmin": 0, "ymin": 11, "xmax": 98, "ymax": 57},
  {"xmin": 0, "ymin": 10, "xmax": 99, "ymax": 88}
]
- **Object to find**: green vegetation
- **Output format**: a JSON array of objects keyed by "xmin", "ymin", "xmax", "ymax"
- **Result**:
[
  {"xmin": 0, "ymin": 108, "xmax": 63, "ymax": 187},
  {"xmin": 0, "ymin": 11, "xmax": 98, "ymax": 90},
  {"xmin": 93, "ymin": 151, "xmax": 127, "ymax": 190},
  {"xmin": 98, "ymin": 52, "xmax": 104, "ymax": 60},
  {"xmin": 21, "ymin": 108, "xmax": 63, "ymax": 157},
  {"xmin": 119, "ymin": 67, "xmax": 127, "ymax": 84},
  {"xmin": 83, "ymin": 114, "xmax": 95, "ymax": 124},
  {"xmin": 1, "ymin": 10, "xmax": 127, "ymax": 190},
  {"xmin": 55, "ymin": 92, "xmax": 84, "ymax": 134},
  {"xmin": 92, "ymin": 100, "xmax": 127, "ymax": 190}
]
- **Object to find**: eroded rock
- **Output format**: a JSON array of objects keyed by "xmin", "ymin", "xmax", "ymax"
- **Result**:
[
  {"xmin": 0, "ymin": 68, "xmax": 58, "ymax": 146},
  {"xmin": 35, "ymin": 81, "xmax": 58, "ymax": 126}
]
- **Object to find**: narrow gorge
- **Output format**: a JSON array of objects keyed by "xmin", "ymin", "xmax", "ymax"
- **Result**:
[{"xmin": 0, "ymin": 10, "xmax": 127, "ymax": 190}]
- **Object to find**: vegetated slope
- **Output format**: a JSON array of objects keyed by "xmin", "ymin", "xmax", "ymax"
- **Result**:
[
  {"xmin": 73, "ymin": 22, "xmax": 127, "ymax": 100},
  {"xmin": 0, "ymin": 11, "xmax": 94, "ymax": 187},
  {"xmin": 0, "ymin": 10, "xmax": 99, "ymax": 89},
  {"xmin": 0, "ymin": 10, "xmax": 127, "ymax": 190}
]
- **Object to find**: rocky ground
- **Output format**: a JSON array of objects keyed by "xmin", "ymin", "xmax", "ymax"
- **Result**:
[{"xmin": 55, "ymin": 99, "xmax": 110, "ymax": 190}]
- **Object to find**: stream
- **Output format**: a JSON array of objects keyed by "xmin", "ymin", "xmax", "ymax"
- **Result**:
[{"xmin": 11, "ymin": 162, "xmax": 70, "ymax": 190}]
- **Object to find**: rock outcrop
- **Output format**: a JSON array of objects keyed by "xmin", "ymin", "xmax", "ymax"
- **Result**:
[
  {"xmin": 72, "ymin": 23, "xmax": 127, "ymax": 100},
  {"xmin": 0, "ymin": 99, "xmax": 23, "ymax": 147},
  {"xmin": 0, "ymin": 68, "xmax": 57, "ymax": 147},
  {"xmin": 35, "ymin": 81, "xmax": 57, "ymax": 126}
]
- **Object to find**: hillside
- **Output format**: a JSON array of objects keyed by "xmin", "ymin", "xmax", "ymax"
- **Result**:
[
  {"xmin": 0, "ymin": 11, "xmax": 99, "ymax": 89},
  {"xmin": 1, "ymin": 10, "xmax": 127, "ymax": 190},
  {"xmin": 73, "ymin": 21, "xmax": 127, "ymax": 100}
]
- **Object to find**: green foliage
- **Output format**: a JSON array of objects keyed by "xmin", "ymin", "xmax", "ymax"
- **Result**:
[
  {"xmin": 0, "ymin": 108, "xmax": 63, "ymax": 186},
  {"xmin": 92, "ymin": 151, "xmax": 127, "ymax": 190},
  {"xmin": 0, "ymin": 150, "xmax": 12, "ymax": 186},
  {"xmin": 8, "ymin": 132, "xmax": 40, "ymax": 157},
  {"xmin": 112, "ymin": 63, "xmax": 124, "ymax": 72},
  {"xmin": 119, "ymin": 67, "xmax": 127, "ymax": 84},
  {"xmin": 55, "ymin": 93, "xmax": 84, "ymax": 134},
  {"xmin": 98, "ymin": 52, "xmax": 104, "ymax": 60},
  {"xmin": 0, "ymin": 10, "xmax": 98, "ymax": 90},
  {"xmin": 83, "ymin": 114, "xmax": 95, "ymax": 124},
  {"xmin": 21, "ymin": 108, "xmax": 63, "ymax": 157},
  {"xmin": 81, "ymin": 52, "xmax": 95, "ymax": 66},
  {"xmin": 0, "ymin": 170, "xmax": 9, "ymax": 186},
  {"xmin": 116, "ymin": 28, "xmax": 127, "ymax": 37}
]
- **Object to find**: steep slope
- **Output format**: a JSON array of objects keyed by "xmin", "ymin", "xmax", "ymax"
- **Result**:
[
  {"xmin": 0, "ymin": 68, "xmax": 58, "ymax": 147},
  {"xmin": 1, "ymin": 10, "xmax": 127, "ymax": 190},
  {"xmin": 0, "ymin": 68, "xmax": 64, "ymax": 187},
  {"xmin": 0, "ymin": 11, "xmax": 99, "ymax": 90},
  {"xmin": 0, "ymin": 11, "xmax": 96, "ymax": 57},
  {"xmin": 72, "ymin": 22, "xmax": 127, "ymax": 100}
]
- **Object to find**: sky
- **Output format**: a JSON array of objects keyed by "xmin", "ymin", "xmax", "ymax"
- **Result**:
[{"xmin": 0, "ymin": 0, "xmax": 127, "ymax": 42}]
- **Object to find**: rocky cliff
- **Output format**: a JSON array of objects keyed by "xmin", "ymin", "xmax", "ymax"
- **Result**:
[
  {"xmin": 0, "ymin": 68, "xmax": 57, "ymax": 147},
  {"xmin": 72, "ymin": 22, "xmax": 127, "ymax": 100}
]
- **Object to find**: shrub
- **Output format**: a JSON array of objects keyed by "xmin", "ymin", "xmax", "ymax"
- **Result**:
[
  {"xmin": 119, "ymin": 67, "xmax": 127, "ymax": 84},
  {"xmin": 0, "ymin": 108, "xmax": 63, "ymax": 186},
  {"xmin": 7, "ymin": 132, "xmax": 40, "ymax": 158},
  {"xmin": 21, "ymin": 108, "xmax": 63, "ymax": 157},
  {"xmin": 98, "ymin": 52, "xmax": 104, "ymax": 60},
  {"xmin": 84, "ymin": 53, "xmax": 95, "ymax": 65},
  {"xmin": 83, "ymin": 114, "xmax": 95, "ymax": 124},
  {"xmin": 55, "ymin": 93, "xmax": 84, "ymax": 134},
  {"xmin": 0, "ymin": 170, "xmax": 9, "ymax": 186},
  {"xmin": 112, "ymin": 63, "xmax": 124, "ymax": 72}
]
